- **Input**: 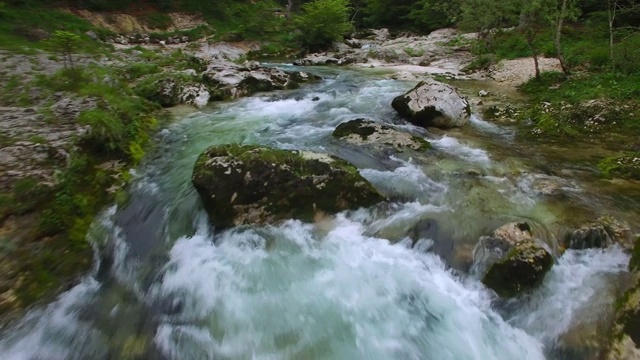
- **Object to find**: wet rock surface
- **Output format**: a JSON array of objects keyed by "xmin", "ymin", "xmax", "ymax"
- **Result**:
[
  {"xmin": 473, "ymin": 222, "xmax": 554, "ymax": 297},
  {"xmin": 391, "ymin": 80, "xmax": 471, "ymax": 129},
  {"xmin": 564, "ymin": 215, "xmax": 633, "ymax": 250},
  {"xmin": 332, "ymin": 118, "xmax": 431, "ymax": 151},
  {"xmin": 191, "ymin": 145, "xmax": 386, "ymax": 228}
]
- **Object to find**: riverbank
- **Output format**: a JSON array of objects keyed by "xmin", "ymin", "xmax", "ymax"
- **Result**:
[{"xmin": 0, "ymin": 23, "xmax": 315, "ymax": 322}]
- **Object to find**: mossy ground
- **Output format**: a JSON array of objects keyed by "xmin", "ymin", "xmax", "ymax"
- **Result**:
[{"xmin": 0, "ymin": 51, "xmax": 164, "ymax": 320}]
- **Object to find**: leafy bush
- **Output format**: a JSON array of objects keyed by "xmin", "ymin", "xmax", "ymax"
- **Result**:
[
  {"xmin": 295, "ymin": 0, "xmax": 352, "ymax": 52},
  {"xmin": 143, "ymin": 13, "xmax": 173, "ymax": 30},
  {"xmin": 463, "ymin": 53, "xmax": 496, "ymax": 72},
  {"xmin": 492, "ymin": 31, "xmax": 532, "ymax": 59},
  {"xmin": 125, "ymin": 62, "xmax": 161, "ymax": 79},
  {"xmin": 77, "ymin": 109, "xmax": 126, "ymax": 154},
  {"xmin": 614, "ymin": 34, "xmax": 640, "ymax": 74}
]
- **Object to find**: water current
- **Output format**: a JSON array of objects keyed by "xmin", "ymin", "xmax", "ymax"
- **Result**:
[{"xmin": 0, "ymin": 66, "xmax": 638, "ymax": 359}]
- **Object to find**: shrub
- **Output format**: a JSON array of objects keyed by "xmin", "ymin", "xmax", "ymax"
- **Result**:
[
  {"xmin": 463, "ymin": 53, "xmax": 497, "ymax": 72},
  {"xmin": 143, "ymin": 13, "xmax": 173, "ymax": 30},
  {"xmin": 295, "ymin": 0, "xmax": 353, "ymax": 52},
  {"xmin": 125, "ymin": 62, "xmax": 161, "ymax": 80}
]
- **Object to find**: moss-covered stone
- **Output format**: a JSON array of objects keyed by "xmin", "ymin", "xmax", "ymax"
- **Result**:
[
  {"xmin": 599, "ymin": 153, "xmax": 640, "ymax": 181},
  {"xmin": 191, "ymin": 145, "xmax": 386, "ymax": 228},
  {"xmin": 473, "ymin": 222, "xmax": 553, "ymax": 298},
  {"xmin": 605, "ymin": 235, "xmax": 640, "ymax": 359},
  {"xmin": 332, "ymin": 119, "xmax": 431, "ymax": 151}
]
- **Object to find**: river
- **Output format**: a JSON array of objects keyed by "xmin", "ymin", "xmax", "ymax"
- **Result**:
[{"xmin": 0, "ymin": 66, "xmax": 637, "ymax": 359}]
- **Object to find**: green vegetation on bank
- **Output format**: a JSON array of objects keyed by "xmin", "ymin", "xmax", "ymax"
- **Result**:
[{"xmin": 0, "ymin": 57, "xmax": 162, "ymax": 315}]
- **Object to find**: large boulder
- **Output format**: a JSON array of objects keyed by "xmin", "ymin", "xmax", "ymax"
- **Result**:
[
  {"xmin": 191, "ymin": 145, "xmax": 386, "ymax": 228},
  {"xmin": 332, "ymin": 119, "xmax": 431, "ymax": 151},
  {"xmin": 563, "ymin": 215, "xmax": 633, "ymax": 250},
  {"xmin": 202, "ymin": 61, "xmax": 314, "ymax": 99},
  {"xmin": 472, "ymin": 222, "xmax": 554, "ymax": 297},
  {"xmin": 391, "ymin": 80, "xmax": 471, "ymax": 129}
]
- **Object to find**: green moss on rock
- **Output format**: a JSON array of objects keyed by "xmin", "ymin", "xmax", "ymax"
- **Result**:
[
  {"xmin": 599, "ymin": 153, "xmax": 640, "ymax": 181},
  {"xmin": 333, "ymin": 119, "xmax": 378, "ymax": 140},
  {"xmin": 332, "ymin": 119, "xmax": 432, "ymax": 151},
  {"xmin": 191, "ymin": 145, "xmax": 386, "ymax": 227},
  {"xmin": 474, "ymin": 222, "xmax": 554, "ymax": 298}
]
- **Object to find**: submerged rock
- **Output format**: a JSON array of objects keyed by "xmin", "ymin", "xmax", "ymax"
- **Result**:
[
  {"xmin": 564, "ymin": 215, "xmax": 633, "ymax": 250},
  {"xmin": 332, "ymin": 119, "xmax": 431, "ymax": 151},
  {"xmin": 391, "ymin": 80, "xmax": 471, "ymax": 129},
  {"xmin": 191, "ymin": 145, "xmax": 385, "ymax": 228},
  {"xmin": 472, "ymin": 222, "xmax": 553, "ymax": 297}
]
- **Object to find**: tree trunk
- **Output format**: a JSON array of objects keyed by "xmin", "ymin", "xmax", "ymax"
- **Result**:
[
  {"xmin": 608, "ymin": 0, "xmax": 616, "ymax": 66},
  {"xmin": 286, "ymin": 0, "xmax": 294, "ymax": 20},
  {"xmin": 555, "ymin": 0, "xmax": 570, "ymax": 75},
  {"xmin": 533, "ymin": 52, "xmax": 541, "ymax": 80},
  {"xmin": 526, "ymin": 33, "xmax": 541, "ymax": 80}
]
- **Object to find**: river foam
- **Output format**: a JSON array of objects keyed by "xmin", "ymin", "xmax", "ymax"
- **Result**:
[{"xmin": 151, "ymin": 216, "xmax": 545, "ymax": 360}]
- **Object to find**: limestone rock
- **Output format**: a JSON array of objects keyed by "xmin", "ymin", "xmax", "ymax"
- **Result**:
[
  {"xmin": 564, "ymin": 215, "xmax": 633, "ymax": 250},
  {"xmin": 332, "ymin": 119, "xmax": 431, "ymax": 151},
  {"xmin": 605, "ymin": 235, "xmax": 640, "ymax": 360},
  {"xmin": 472, "ymin": 222, "xmax": 553, "ymax": 297},
  {"xmin": 202, "ymin": 62, "xmax": 314, "ymax": 99},
  {"xmin": 191, "ymin": 145, "xmax": 386, "ymax": 228},
  {"xmin": 391, "ymin": 80, "xmax": 471, "ymax": 129}
]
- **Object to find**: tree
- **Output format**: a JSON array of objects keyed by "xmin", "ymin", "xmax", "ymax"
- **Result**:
[
  {"xmin": 553, "ymin": 0, "xmax": 577, "ymax": 75},
  {"xmin": 458, "ymin": 0, "xmax": 518, "ymax": 53},
  {"xmin": 607, "ymin": 0, "xmax": 640, "ymax": 67},
  {"xmin": 295, "ymin": 0, "xmax": 352, "ymax": 52},
  {"xmin": 48, "ymin": 30, "xmax": 82, "ymax": 69},
  {"xmin": 518, "ymin": 0, "xmax": 557, "ymax": 80},
  {"xmin": 286, "ymin": 0, "xmax": 294, "ymax": 19}
]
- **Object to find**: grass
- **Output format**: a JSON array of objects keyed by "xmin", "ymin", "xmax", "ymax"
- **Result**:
[
  {"xmin": 0, "ymin": 4, "xmax": 108, "ymax": 53},
  {"xmin": 520, "ymin": 71, "xmax": 640, "ymax": 102},
  {"xmin": 0, "ymin": 58, "xmax": 163, "ymax": 317}
]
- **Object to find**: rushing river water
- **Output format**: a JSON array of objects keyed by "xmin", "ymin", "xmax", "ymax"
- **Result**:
[{"xmin": 0, "ymin": 66, "xmax": 638, "ymax": 359}]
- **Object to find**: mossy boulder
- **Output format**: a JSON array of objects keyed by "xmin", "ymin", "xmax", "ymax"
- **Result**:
[
  {"xmin": 391, "ymin": 80, "xmax": 471, "ymax": 129},
  {"xmin": 332, "ymin": 119, "xmax": 431, "ymax": 151},
  {"xmin": 564, "ymin": 215, "xmax": 633, "ymax": 251},
  {"xmin": 191, "ymin": 145, "xmax": 386, "ymax": 228},
  {"xmin": 201, "ymin": 62, "xmax": 317, "ymax": 99},
  {"xmin": 605, "ymin": 235, "xmax": 640, "ymax": 360},
  {"xmin": 134, "ymin": 73, "xmax": 201, "ymax": 107},
  {"xmin": 473, "ymin": 222, "xmax": 554, "ymax": 297}
]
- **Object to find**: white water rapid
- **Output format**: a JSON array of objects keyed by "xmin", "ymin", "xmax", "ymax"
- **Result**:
[{"xmin": 0, "ymin": 66, "xmax": 633, "ymax": 360}]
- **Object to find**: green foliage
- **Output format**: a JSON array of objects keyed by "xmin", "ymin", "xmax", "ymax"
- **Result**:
[
  {"xmin": 521, "ymin": 71, "xmax": 640, "ymax": 101},
  {"xmin": 35, "ymin": 67, "xmax": 86, "ymax": 92},
  {"xmin": 613, "ymin": 34, "xmax": 640, "ymax": 74},
  {"xmin": 463, "ymin": 53, "xmax": 496, "ymax": 71},
  {"xmin": 295, "ymin": 0, "xmax": 353, "ymax": 51},
  {"xmin": 598, "ymin": 153, "xmax": 640, "ymax": 180},
  {"xmin": 359, "ymin": 0, "xmax": 455, "ymax": 32},
  {"xmin": 46, "ymin": 30, "xmax": 81, "ymax": 68},
  {"xmin": 124, "ymin": 62, "xmax": 161, "ymax": 80},
  {"xmin": 142, "ymin": 12, "xmax": 173, "ymax": 30},
  {"xmin": 520, "ymin": 72, "xmax": 640, "ymax": 141},
  {"xmin": 404, "ymin": 47, "xmax": 425, "ymax": 57},
  {"xmin": 492, "ymin": 31, "xmax": 532, "ymax": 59},
  {"xmin": 0, "ymin": 177, "xmax": 52, "ymax": 221},
  {"xmin": 77, "ymin": 109, "xmax": 126, "ymax": 153}
]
